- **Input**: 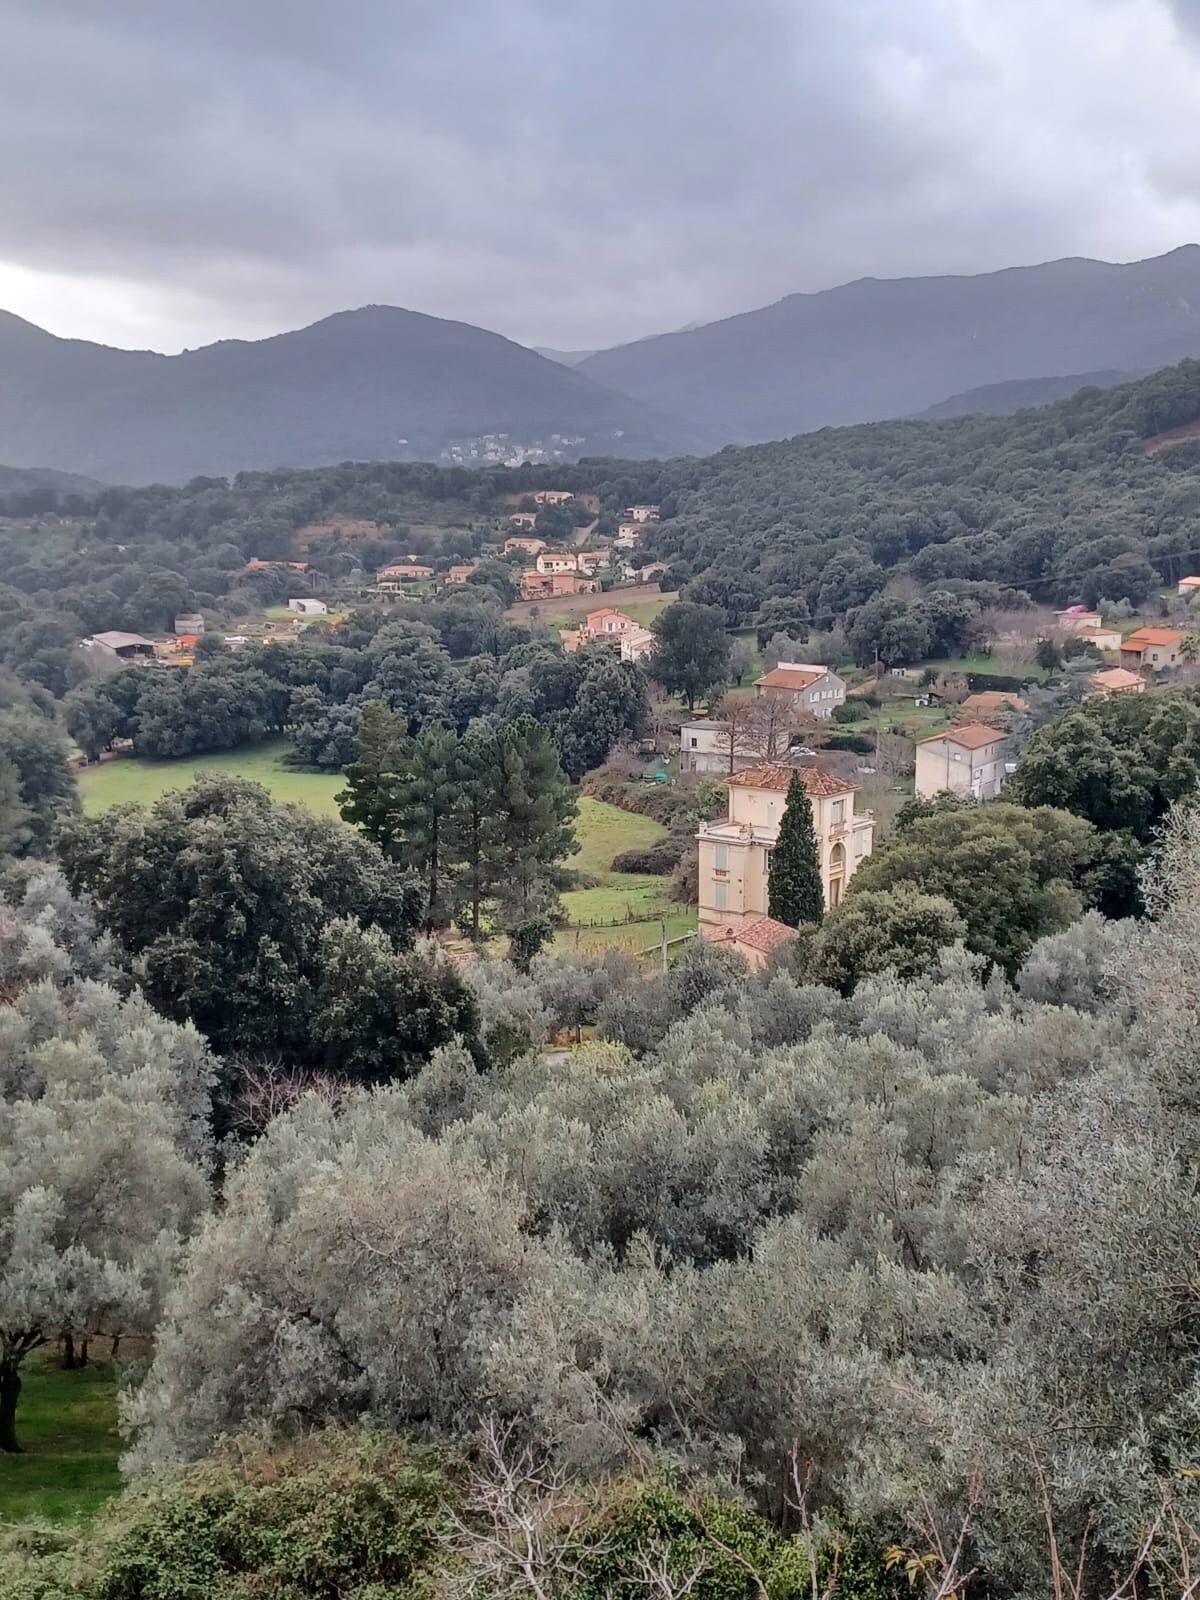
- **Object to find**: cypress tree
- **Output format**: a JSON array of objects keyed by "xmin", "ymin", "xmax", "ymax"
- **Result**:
[{"xmin": 767, "ymin": 771, "xmax": 825, "ymax": 927}]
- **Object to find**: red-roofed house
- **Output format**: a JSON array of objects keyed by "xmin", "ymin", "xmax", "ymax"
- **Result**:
[
  {"xmin": 445, "ymin": 564, "xmax": 477, "ymax": 584},
  {"xmin": 1089, "ymin": 667, "xmax": 1145, "ymax": 697},
  {"xmin": 518, "ymin": 571, "xmax": 597, "ymax": 601},
  {"xmin": 916, "ymin": 723, "xmax": 1011, "ymax": 800},
  {"xmin": 535, "ymin": 550, "xmax": 579, "ymax": 575},
  {"xmin": 697, "ymin": 763, "xmax": 874, "ymax": 939},
  {"xmin": 753, "ymin": 661, "xmax": 846, "ymax": 718},
  {"xmin": 716, "ymin": 915, "xmax": 801, "ymax": 972},
  {"xmin": 1120, "ymin": 627, "xmax": 1188, "ymax": 669},
  {"xmin": 584, "ymin": 607, "xmax": 635, "ymax": 636}
]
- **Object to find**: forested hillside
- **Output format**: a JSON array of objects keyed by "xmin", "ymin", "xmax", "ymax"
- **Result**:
[
  {"xmin": 916, "ymin": 367, "xmax": 1143, "ymax": 419},
  {"xmin": 7, "ymin": 360, "xmax": 1200, "ymax": 710},
  {"xmin": 577, "ymin": 246, "xmax": 1200, "ymax": 443},
  {"xmin": 623, "ymin": 358, "xmax": 1200, "ymax": 619}
]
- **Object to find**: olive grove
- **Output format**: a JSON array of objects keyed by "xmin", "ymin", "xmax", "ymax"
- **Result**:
[{"xmin": 118, "ymin": 808, "xmax": 1200, "ymax": 1597}]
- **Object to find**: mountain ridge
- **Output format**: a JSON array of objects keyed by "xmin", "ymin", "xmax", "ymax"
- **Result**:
[
  {"xmin": 0, "ymin": 304, "xmax": 705, "ymax": 484},
  {"xmin": 577, "ymin": 245, "xmax": 1200, "ymax": 443}
]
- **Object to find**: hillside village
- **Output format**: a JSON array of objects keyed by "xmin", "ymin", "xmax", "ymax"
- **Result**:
[{"xmin": 63, "ymin": 477, "xmax": 1200, "ymax": 959}]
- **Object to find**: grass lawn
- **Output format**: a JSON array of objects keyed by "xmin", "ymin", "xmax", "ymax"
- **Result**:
[
  {"xmin": 560, "ymin": 796, "xmax": 696, "ymax": 956},
  {"xmin": 77, "ymin": 740, "xmax": 344, "ymax": 818},
  {"xmin": 612, "ymin": 597, "xmax": 674, "ymax": 627},
  {"xmin": 0, "ymin": 1349, "xmax": 122, "ymax": 1525},
  {"xmin": 570, "ymin": 796, "xmax": 665, "ymax": 875},
  {"xmin": 924, "ymin": 652, "xmax": 1051, "ymax": 681}
]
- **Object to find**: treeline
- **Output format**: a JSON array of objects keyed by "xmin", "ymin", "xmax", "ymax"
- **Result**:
[{"xmin": 62, "ymin": 597, "xmax": 648, "ymax": 778}]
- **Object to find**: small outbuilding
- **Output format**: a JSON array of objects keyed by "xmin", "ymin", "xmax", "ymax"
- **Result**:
[{"xmin": 82, "ymin": 630, "xmax": 157, "ymax": 661}]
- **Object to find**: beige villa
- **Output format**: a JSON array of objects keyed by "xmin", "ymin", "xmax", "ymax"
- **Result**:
[{"xmin": 697, "ymin": 763, "xmax": 874, "ymax": 941}]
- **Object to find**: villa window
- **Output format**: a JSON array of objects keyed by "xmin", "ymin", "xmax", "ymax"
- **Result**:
[
  {"xmin": 767, "ymin": 804, "xmax": 777, "ymax": 826},
  {"xmin": 831, "ymin": 799, "xmax": 844, "ymax": 824},
  {"xmin": 714, "ymin": 880, "xmax": 727, "ymax": 911},
  {"xmin": 714, "ymin": 843, "xmax": 728, "ymax": 873},
  {"xmin": 854, "ymin": 831, "xmax": 866, "ymax": 858}
]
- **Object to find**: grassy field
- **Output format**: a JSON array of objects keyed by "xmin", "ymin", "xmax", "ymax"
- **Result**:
[
  {"xmin": 0, "ymin": 1350, "xmax": 122, "ymax": 1525},
  {"xmin": 77, "ymin": 741, "xmax": 344, "ymax": 817},
  {"xmin": 924, "ymin": 652, "xmax": 1052, "ymax": 680},
  {"xmin": 506, "ymin": 586, "xmax": 676, "ymax": 628},
  {"xmin": 560, "ymin": 796, "xmax": 696, "ymax": 957}
]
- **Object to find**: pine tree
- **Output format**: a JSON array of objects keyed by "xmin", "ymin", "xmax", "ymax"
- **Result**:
[
  {"xmin": 767, "ymin": 771, "xmax": 825, "ymax": 927},
  {"xmin": 489, "ymin": 716, "xmax": 577, "ymax": 922},
  {"xmin": 448, "ymin": 726, "xmax": 501, "ymax": 941},
  {"xmin": 390, "ymin": 724, "xmax": 461, "ymax": 932},
  {"xmin": 337, "ymin": 702, "xmax": 408, "ymax": 855}
]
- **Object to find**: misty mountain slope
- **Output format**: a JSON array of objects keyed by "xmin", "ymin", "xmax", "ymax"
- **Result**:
[
  {"xmin": 0, "ymin": 306, "xmax": 703, "ymax": 484},
  {"xmin": 917, "ymin": 368, "xmax": 1147, "ymax": 419},
  {"xmin": 577, "ymin": 247, "xmax": 1200, "ymax": 445},
  {"xmin": 0, "ymin": 461, "xmax": 103, "ymax": 496}
]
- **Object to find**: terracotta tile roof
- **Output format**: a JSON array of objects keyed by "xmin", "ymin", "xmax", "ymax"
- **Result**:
[
  {"xmin": 920, "ymin": 722, "xmax": 1004, "ymax": 751},
  {"xmin": 731, "ymin": 916, "xmax": 801, "ymax": 954},
  {"xmin": 726, "ymin": 763, "xmax": 857, "ymax": 797},
  {"xmin": 754, "ymin": 664, "xmax": 825, "ymax": 690},
  {"xmin": 959, "ymin": 691, "xmax": 1025, "ymax": 714},
  {"xmin": 1090, "ymin": 667, "xmax": 1144, "ymax": 690},
  {"xmin": 1121, "ymin": 627, "xmax": 1186, "ymax": 649},
  {"xmin": 1179, "ymin": 576, "xmax": 1200, "ymax": 587}
]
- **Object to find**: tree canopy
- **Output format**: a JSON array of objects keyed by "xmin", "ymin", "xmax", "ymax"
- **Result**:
[{"xmin": 54, "ymin": 777, "xmax": 472, "ymax": 1073}]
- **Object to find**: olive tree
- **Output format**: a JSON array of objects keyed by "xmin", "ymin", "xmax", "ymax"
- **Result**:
[{"xmin": 0, "ymin": 980, "xmax": 214, "ymax": 1451}]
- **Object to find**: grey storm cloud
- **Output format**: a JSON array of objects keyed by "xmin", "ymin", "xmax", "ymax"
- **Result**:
[{"xmin": 4, "ymin": 0, "xmax": 1200, "ymax": 350}]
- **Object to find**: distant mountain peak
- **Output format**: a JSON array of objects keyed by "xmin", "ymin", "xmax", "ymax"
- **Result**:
[{"xmin": 0, "ymin": 304, "xmax": 706, "ymax": 483}]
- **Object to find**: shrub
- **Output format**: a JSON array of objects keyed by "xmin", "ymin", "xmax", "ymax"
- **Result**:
[
  {"xmin": 823, "ymin": 731, "xmax": 874, "ymax": 754},
  {"xmin": 831, "ymin": 701, "xmax": 863, "ymax": 724},
  {"xmin": 1, "ymin": 1432, "xmax": 450, "ymax": 1600},
  {"xmin": 612, "ymin": 842, "xmax": 683, "ymax": 875}
]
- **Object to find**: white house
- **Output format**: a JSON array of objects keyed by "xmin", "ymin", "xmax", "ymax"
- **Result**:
[
  {"xmin": 288, "ymin": 598, "xmax": 328, "ymax": 616},
  {"xmin": 619, "ymin": 626, "xmax": 656, "ymax": 663},
  {"xmin": 752, "ymin": 662, "xmax": 846, "ymax": 718},
  {"xmin": 915, "ymin": 723, "xmax": 1010, "ymax": 801}
]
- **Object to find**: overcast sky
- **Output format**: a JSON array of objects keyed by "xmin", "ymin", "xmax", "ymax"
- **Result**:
[{"xmin": 5, "ymin": 0, "xmax": 1200, "ymax": 354}]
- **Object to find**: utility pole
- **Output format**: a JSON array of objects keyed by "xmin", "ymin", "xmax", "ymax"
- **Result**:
[
  {"xmin": 874, "ymin": 646, "xmax": 882, "ymax": 771},
  {"xmin": 660, "ymin": 913, "xmax": 669, "ymax": 974}
]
